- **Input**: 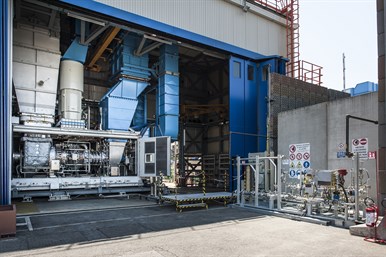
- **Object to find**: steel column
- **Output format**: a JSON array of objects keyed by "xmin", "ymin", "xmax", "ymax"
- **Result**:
[{"xmin": 0, "ymin": 0, "xmax": 12, "ymax": 205}]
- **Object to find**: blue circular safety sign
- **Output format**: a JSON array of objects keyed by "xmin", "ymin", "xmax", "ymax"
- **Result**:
[
  {"xmin": 289, "ymin": 170, "xmax": 296, "ymax": 177},
  {"xmin": 303, "ymin": 161, "xmax": 310, "ymax": 169}
]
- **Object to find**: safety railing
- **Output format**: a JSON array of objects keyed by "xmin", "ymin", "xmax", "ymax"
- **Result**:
[
  {"xmin": 298, "ymin": 60, "xmax": 323, "ymax": 86},
  {"xmin": 252, "ymin": 0, "xmax": 290, "ymax": 13}
]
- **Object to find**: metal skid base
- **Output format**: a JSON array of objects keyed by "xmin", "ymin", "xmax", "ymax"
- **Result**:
[
  {"xmin": 11, "ymin": 176, "xmax": 150, "ymax": 200},
  {"xmin": 161, "ymin": 192, "xmax": 234, "ymax": 212}
]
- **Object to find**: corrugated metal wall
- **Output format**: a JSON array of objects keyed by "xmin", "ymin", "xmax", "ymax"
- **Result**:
[
  {"xmin": 96, "ymin": 0, "xmax": 286, "ymax": 57},
  {"xmin": 0, "ymin": 0, "xmax": 12, "ymax": 205}
]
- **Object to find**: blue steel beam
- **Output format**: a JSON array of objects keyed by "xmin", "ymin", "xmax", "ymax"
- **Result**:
[
  {"xmin": 0, "ymin": 0, "xmax": 12, "ymax": 205},
  {"xmin": 59, "ymin": 0, "xmax": 282, "ymax": 62}
]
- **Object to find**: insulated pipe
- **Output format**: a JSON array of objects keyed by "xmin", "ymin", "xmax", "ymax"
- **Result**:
[
  {"xmin": 345, "ymin": 115, "xmax": 378, "ymax": 157},
  {"xmin": 59, "ymin": 60, "xmax": 84, "ymax": 120},
  {"xmin": 13, "ymin": 125, "xmax": 139, "ymax": 139},
  {"xmin": 237, "ymin": 156, "xmax": 241, "ymax": 205}
]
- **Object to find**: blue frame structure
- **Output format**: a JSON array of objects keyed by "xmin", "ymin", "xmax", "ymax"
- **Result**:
[
  {"xmin": 0, "ymin": 0, "xmax": 289, "ymax": 202},
  {"xmin": 60, "ymin": 0, "xmax": 281, "ymax": 62},
  {"xmin": 0, "ymin": 0, "xmax": 11, "ymax": 205}
]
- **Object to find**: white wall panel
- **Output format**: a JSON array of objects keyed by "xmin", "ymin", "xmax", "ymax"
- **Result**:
[{"xmin": 96, "ymin": 0, "xmax": 286, "ymax": 57}]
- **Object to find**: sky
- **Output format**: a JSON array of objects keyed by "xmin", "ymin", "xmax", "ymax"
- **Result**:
[{"xmin": 299, "ymin": 0, "xmax": 377, "ymax": 91}]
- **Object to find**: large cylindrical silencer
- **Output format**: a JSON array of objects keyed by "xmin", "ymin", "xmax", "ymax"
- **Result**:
[{"xmin": 59, "ymin": 60, "xmax": 84, "ymax": 120}]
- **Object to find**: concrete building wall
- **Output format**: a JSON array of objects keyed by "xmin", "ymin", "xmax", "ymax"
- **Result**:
[
  {"xmin": 278, "ymin": 102, "xmax": 328, "ymax": 170},
  {"xmin": 278, "ymin": 93, "xmax": 378, "ymax": 201},
  {"xmin": 377, "ymin": 0, "xmax": 386, "ymax": 210},
  {"xmin": 270, "ymin": 73, "xmax": 350, "ymax": 153},
  {"xmin": 96, "ymin": 0, "xmax": 287, "ymax": 57}
]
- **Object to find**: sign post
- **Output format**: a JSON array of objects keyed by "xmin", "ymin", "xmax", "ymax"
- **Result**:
[{"xmin": 351, "ymin": 138, "xmax": 368, "ymax": 160}]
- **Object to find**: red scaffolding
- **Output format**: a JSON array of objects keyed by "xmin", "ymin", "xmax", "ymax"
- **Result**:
[{"xmin": 253, "ymin": 0, "xmax": 323, "ymax": 85}]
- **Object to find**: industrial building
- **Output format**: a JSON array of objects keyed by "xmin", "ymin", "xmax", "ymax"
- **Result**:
[
  {"xmin": 0, "ymin": 0, "xmax": 292, "ymax": 202},
  {"xmin": 0, "ymin": 0, "xmax": 385, "ymax": 239}
]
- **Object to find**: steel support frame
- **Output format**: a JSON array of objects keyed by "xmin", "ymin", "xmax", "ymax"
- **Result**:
[
  {"xmin": 236, "ymin": 155, "xmax": 282, "ymax": 209},
  {"xmin": 178, "ymin": 60, "xmax": 229, "ymax": 185}
]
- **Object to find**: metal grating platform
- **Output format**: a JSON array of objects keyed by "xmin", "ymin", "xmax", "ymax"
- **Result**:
[
  {"xmin": 162, "ymin": 192, "xmax": 233, "ymax": 202},
  {"xmin": 162, "ymin": 192, "xmax": 234, "ymax": 212}
]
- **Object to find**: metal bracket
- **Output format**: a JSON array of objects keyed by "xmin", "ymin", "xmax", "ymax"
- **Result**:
[
  {"xmin": 134, "ymin": 34, "xmax": 172, "ymax": 56},
  {"xmin": 49, "ymin": 193, "xmax": 71, "ymax": 201},
  {"xmin": 22, "ymin": 196, "xmax": 33, "ymax": 203}
]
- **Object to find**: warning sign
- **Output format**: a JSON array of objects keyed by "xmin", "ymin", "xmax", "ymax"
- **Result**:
[
  {"xmin": 338, "ymin": 143, "xmax": 345, "ymax": 150},
  {"xmin": 352, "ymin": 138, "xmax": 368, "ymax": 160},
  {"xmin": 288, "ymin": 143, "xmax": 311, "ymax": 177},
  {"xmin": 368, "ymin": 151, "xmax": 376, "ymax": 160}
]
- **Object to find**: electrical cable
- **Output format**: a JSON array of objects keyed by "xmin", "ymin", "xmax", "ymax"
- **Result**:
[{"xmin": 339, "ymin": 184, "xmax": 349, "ymax": 203}]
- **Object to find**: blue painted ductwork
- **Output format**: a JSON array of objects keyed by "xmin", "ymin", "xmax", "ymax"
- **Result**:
[
  {"xmin": 100, "ymin": 33, "xmax": 150, "ymax": 131},
  {"xmin": 100, "ymin": 79, "xmax": 148, "ymax": 130},
  {"xmin": 62, "ymin": 37, "xmax": 88, "ymax": 64},
  {"xmin": 111, "ymin": 34, "xmax": 151, "ymax": 80},
  {"xmin": 156, "ymin": 44, "xmax": 179, "ymax": 140}
]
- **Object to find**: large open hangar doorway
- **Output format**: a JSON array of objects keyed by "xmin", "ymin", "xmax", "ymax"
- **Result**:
[{"xmin": 3, "ymin": 0, "xmax": 286, "ymax": 205}]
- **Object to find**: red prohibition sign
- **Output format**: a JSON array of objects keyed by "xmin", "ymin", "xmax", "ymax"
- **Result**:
[
  {"xmin": 303, "ymin": 153, "xmax": 310, "ymax": 160},
  {"xmin": 296, "ymin": 153, "xmax": 302, "ymax": 160},
  {"xmin": 289, "ymin": 145, "xmax": 296, "ymax": 153},
  {"xmin": 360, "ymin": 138, "xmax": 367, "ymax": 145},
  {"xmin": 290, "ymin": 154, "xmax": 295, "ymax": 160}
]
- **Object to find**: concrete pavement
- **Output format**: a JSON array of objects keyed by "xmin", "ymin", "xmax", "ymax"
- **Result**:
[{"xmin": 0, "ymin": 200, "xmax": 385, "ymax": 257}]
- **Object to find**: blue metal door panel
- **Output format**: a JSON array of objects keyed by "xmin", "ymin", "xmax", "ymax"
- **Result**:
[
  {"xmin": 257, "ymin": 63, "xmax": 268, "ymax": 153},
  {"xmin": 244, "ymin": 61, "xmax": 258, "ymax": 155},
  {"xmin": 229, "ymin": 56, "xmax": 245, "ymax": 158},
  {"xmin": 229, "ymin": 56, "xmax": 246, "ymax": 191}
]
